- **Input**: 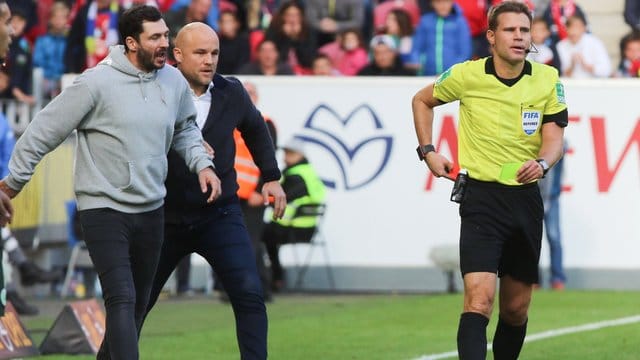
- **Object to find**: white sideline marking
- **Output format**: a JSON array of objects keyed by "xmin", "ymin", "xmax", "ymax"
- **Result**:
[{"xmin": 414, "ymin": 314, "xmax": 640, "ymax": 360}]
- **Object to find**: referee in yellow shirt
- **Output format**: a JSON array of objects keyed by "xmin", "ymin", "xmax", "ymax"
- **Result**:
[{"xmin": 412, "ymin": 2, "xmax": 567, "ymax": 359}]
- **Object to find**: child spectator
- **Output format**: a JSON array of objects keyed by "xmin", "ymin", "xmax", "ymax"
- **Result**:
[
  {"xmin": 318, "ymin": 28, "xmax": 369, "ymax": 76},
  {"xmin": 373, "ymin": 0, "xmax": 421, "ymax": 33},
  {"xmin": 382, "ymin": 8, "xmax": 415, "ymax": 65},
  {"xmin": 410, "ymin": 0, "xmax": 471, "ymax": 76},
  {"xmin": 616, "ymin": 30, "xmax": 640, "ymax": 78},
  {"xmin": 2, "ymin": 9, "xmax": 35, "ymax": 105},
  {"xmin": 311, "ymin": 53, "xmax": 340, "ymax": 76},
  {"xmin": 265, "ymin": 1, "xmax": 316, "ymax": 74},
  {"xmin": 556, "ymin": 15, "xmax": 611, "ymax": 78},
  {"xmin": 357, "ymin": 34, "xmax": 416, "ymax": 76},
  {"xmin": 33, "ymin": 1, "xmax": 71, "ymax": 100},
  {"xmin": 527, "ymin": 17, "xmax": 557, "ymax": 68},
  {"xmin": 542, "ymin": 0, "xmax": 587, "ymax": 47},
  {"xmin": 217, "ymin": 9, "xmax": 250, "ymax": 74}
]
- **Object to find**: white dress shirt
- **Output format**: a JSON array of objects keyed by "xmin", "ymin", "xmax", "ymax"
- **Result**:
[{"xmin": 190, "ymin": 82, "xmax": 215, "ymax": 130}]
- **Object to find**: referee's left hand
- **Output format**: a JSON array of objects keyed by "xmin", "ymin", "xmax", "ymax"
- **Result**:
[{"xmin": 516, "ymin": 160, "xmax": 544, "ymax": 184}]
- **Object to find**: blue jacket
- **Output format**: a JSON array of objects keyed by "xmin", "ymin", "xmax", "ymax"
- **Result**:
[
  {"xmin": 164, "ymin": 74, "xmax": 281, "ymax": 224},
  {"xmin": 411, "ymin": 4, "xmax": 472, "ymax": 76},
  {"xmin": 0, "ymin": 114, "xmax": 15, "ymax": 178},
  {"xmin": 33, "ymin": 33, "xmax": 67, "ymax": 81}
]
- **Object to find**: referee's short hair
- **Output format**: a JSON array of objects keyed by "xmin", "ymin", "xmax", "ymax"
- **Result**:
[{"xmin": 488, "ymin": 1, "xmax": 533, "ymax": 31}]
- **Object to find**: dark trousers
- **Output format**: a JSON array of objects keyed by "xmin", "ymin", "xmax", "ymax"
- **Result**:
[
  {"xmin": 262, "ymin": 223, "xmax": 314, "ymax": 284},
  {"xmin": 239, "ymin": 200, "xmax": 272, "ymax": 299},
  {"xmin": 145, "ymin": 203, "xmax": 267, "ymax": 360},
  {"xmin": 78, "ymin": 207, "xmax": 164, "ymax": 360}
]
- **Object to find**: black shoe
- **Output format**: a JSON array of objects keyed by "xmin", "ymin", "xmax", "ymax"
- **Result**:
[
  {"xmin": 6, "ymin": 290, "xmax": 39, "ymax": 316},
  {"xmin": 18, "ymin": 262, "xmax": 62, "ymax": 286}
]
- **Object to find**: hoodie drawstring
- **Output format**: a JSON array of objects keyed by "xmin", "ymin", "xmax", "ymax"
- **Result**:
[{"xmin": 138, "ymin": 74, "xmax": 147, "ymax": 102}]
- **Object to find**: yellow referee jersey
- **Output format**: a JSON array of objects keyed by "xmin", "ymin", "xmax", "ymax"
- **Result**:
[{"xmin": 433, "ymin": 57, "xmax": 567, "ymax": 185}]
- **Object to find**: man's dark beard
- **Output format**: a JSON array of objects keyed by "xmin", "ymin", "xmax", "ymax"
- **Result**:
[{"xmin": 136, "ymin": 46, "xmax": 164, "ymax": 72}]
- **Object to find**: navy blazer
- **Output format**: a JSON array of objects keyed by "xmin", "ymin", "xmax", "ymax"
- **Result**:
[{"xmin": 165, "ymin": 74, "xmax": 280, "ymax": 224}]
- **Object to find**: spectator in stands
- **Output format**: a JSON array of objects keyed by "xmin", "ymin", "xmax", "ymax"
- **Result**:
[
  {"xmin": 172, "ymin": 0, "xmax": 245, "ymax": 31},
  {"xmin": 6, "ymin": 0, "xmax": 38, "ymax": 42},
  {"xmin": 261, "ymin": 138, "xmax": 326, "ymax": 291},
  {"xmin": 64, "ymin": 0, "xmax": 122, "ymax": 73},
  {"xmin": 359, "ymin": 34, "xmax": 416, "ymax": 76},
  {"xmin": 311, "ymin": 53, "xmax": 340, "ymax": 75},
  {"xmin": 318, "ymin": 28, "xmax": 368, "ymax": 76},
  {"xmin": 456, "ymin": 0, "xmax": 491, "ymax": 58},
  {"xmin": 164, "ymin": 0, "xmax": 213, "ymax": 61},
  {"xmin": 527, "ymin": 16, "xmax": 558, "ymax": 68},
  {"xmin": 33, "ymin": 1, "xmax": 70, "ymax": 100},
  {"xmin": 237, "ymin": 38, "xmax": 295, "ymax": 75},
  {"xmin": 246, "ymin": 0, "xmax": 281, "ymax": 31},
  {"xmin": 265, "ymin": 1, "xmax": 316, "ymax": 74},
  {"xmin": 541, "ymin": 0, "xmax": 587, "ymax": 48},
  {"xmin": 305, "ymin": 0, "xmax": 365, "ymax": 47},
  {"xmin": 616, "ymin": 30, "xmax": 640, "ymax": 77},
  {"xmin": 217, "ymin": 9, "xmax": 250, "ymax": 74},
  {"xmin": 2, "ymin": 9, "xmax": 35, "ymax": 105},
  {"xmin": 410, "ymin": 0, "xmax": 471, "ymax": 76},
  {"xmin": 624, "ymin": 0, "xmax": 640, "ymax": 32},
  {"xmin": 373, "ymin": 0, "xmax": 420, "ymax": 34},
  {"xmin": 381, "ymin": 8, "xmax": 415, "ymax": 65},
  {"xmin": 556, "ymin": 14, "xmax": 611, "ymax": 78}
]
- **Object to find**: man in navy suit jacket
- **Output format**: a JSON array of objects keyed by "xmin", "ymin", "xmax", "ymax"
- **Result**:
[{"xmin": 142, "ymin": 22, "xmax": 286, "ymax": 359}]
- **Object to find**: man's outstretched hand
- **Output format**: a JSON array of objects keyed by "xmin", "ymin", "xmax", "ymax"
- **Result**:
[{"xmin": 0, "ymin": 180, "xmax": 15, "ymax": 226}]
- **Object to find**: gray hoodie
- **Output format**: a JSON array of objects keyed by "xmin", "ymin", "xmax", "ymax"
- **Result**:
[{"xmin": 5, "ymin": 45, "xmax": 213, "ymax": 213}]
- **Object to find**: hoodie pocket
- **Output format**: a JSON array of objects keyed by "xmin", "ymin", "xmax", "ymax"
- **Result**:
[{"xmin": 120, "ymin": 155, "xmax": 168, "ymax": 195}]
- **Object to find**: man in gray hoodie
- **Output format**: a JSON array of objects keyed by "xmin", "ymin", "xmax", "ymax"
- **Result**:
[{"xmin": 0, "ymin": 5, "xmax": 220, "ymax": 359}]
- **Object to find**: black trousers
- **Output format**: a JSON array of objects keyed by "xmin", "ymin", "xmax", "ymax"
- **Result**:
[{"xmin": 78, "ymin": 207, "xmax": 164, "ymax": 360}]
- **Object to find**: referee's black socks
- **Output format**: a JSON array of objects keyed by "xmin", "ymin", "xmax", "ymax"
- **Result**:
[
  {"xmin": 457, "ymin": 312, "xmax": 489, "ymax": 360},
  {"xmin": 492, "ymin": 317, "xmax": 528, "ymax": 360}
]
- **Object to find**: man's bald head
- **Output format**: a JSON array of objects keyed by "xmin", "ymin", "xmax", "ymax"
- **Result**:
[
  {"xmin": 173, "ymin": 22, "xmax": 220, "ymax": 96},
  {"xmin": 174, "ymin": 22, "xmax": 218, "ymax": 50}
]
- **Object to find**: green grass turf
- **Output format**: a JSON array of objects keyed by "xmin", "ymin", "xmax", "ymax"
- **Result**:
[{"xmin": 20, "ymin": 291, "xmax": 640, "ymax": 359}]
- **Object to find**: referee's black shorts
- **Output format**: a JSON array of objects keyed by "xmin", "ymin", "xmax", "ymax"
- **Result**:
[{"xmin": 459, "ymin": 178, "xmax": 544, "ymax": 284}]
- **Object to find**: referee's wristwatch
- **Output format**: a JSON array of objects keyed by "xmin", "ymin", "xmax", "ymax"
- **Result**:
[
  {"xmin": 416, "ymin": 144, "xmax": 436, "ymax": 161},
  {"xmin": 536, "ymin": 158, "xmax": 550, "ymax": 177}
]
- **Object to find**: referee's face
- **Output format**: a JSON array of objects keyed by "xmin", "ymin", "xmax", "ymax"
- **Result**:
[{"xmin": 488, "ymin": 12, "xmax": 531, "ymax": 65}]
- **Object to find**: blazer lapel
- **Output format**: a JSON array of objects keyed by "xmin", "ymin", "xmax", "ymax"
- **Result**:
[{"xmin": 201, "ymin": 78, "xmax": 228, "ymax": 134}]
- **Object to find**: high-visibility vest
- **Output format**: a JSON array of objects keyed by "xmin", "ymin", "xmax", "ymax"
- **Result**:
[
  {"xmin": 234, "ymin": 129, "xmax": 261, "ymax": 200},
  {"xmin": 275, "ymin": 163, "xmax": 326, "ymax": 228},
  {"xmin": 234, "ymin": 116, "xmax": 274, "ymax": 199}
]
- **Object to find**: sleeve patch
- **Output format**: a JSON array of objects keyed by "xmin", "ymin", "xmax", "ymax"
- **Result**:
[
  {"xmin": 436, "ymin": 67, "xmax": 453, "ymax": 85},
  {"xmin": 555, "ymin": 82, "xmax": 565, "ymax": 104}
]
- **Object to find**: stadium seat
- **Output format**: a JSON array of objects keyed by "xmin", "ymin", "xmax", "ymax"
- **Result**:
[{"xmin": 283, "ymin": 203, "xmax": 335, "ymax": 290}]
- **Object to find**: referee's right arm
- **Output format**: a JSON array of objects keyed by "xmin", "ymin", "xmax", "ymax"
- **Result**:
[{"xmin": 412, "ymin": 83, "xmax": 452, "ymax": 178}]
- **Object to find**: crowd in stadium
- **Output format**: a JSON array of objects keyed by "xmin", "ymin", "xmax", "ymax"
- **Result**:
[{"xmin": 0, "ymin": 0, "xmax": 639, "ymax": 106}]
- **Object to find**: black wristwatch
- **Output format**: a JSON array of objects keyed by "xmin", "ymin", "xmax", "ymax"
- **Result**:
[
  {"xmin": 416, "ymin": 144, "xmax": 436, "ymax": 161},
  {"xmin": 536, "ymin": 158, "xmax": 550, "ymax": 177}
]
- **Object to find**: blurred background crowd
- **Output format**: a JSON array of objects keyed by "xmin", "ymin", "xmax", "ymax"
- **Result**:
[{"xmin": 1, "ymin": 0, "xmax": 639, "ymax": 110}]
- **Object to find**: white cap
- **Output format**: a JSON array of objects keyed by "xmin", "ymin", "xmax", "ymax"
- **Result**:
[{"xmin": 282, "ymin": 138, "xmax": 306, "ymax": 155}]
